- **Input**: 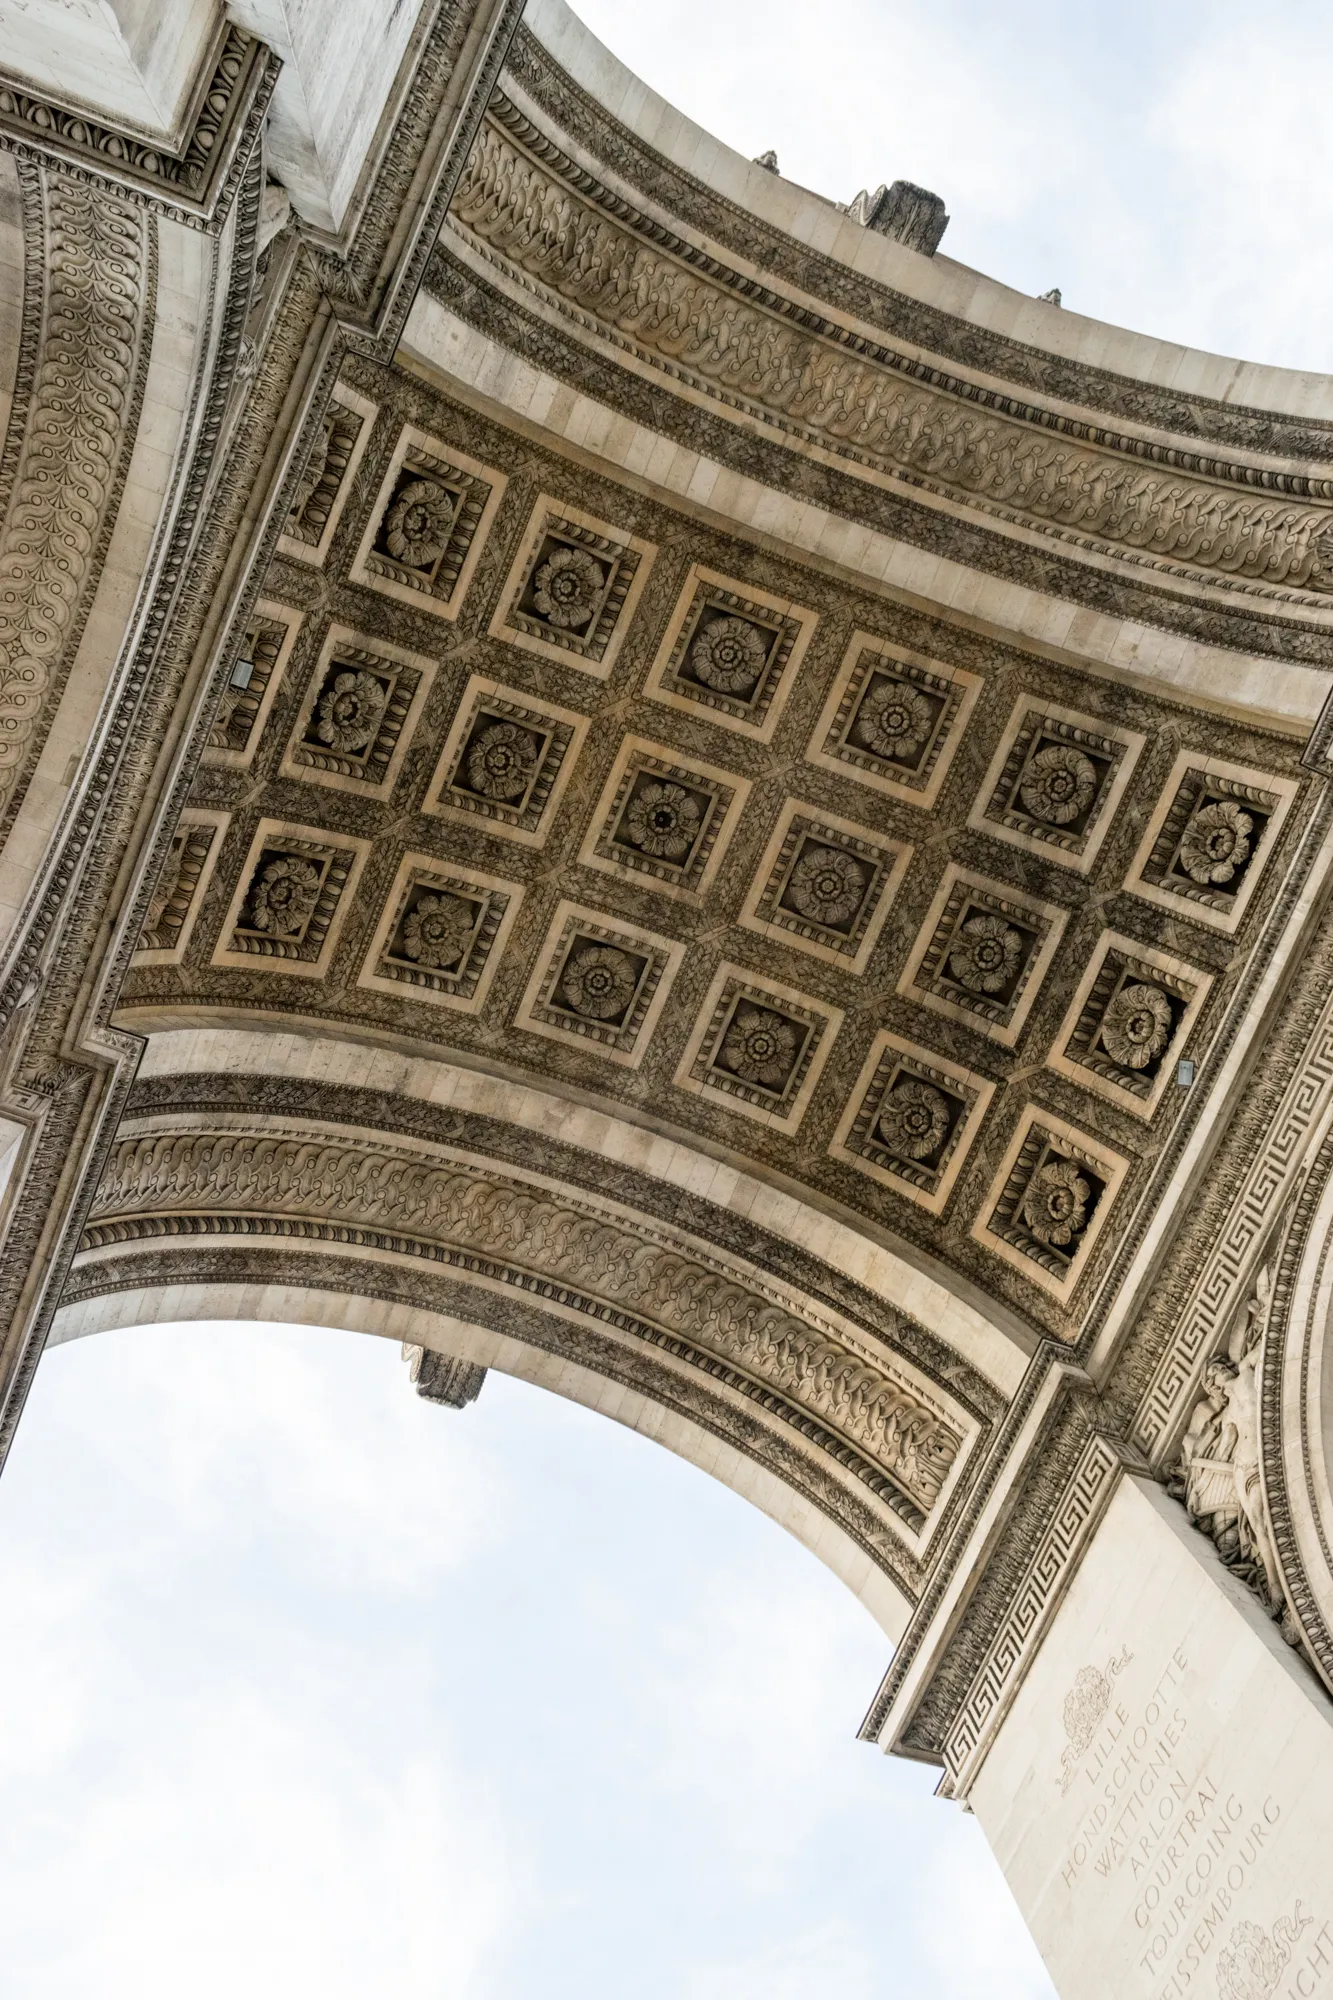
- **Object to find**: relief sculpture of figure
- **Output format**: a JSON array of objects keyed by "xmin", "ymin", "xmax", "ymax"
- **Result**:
[{"xmin": 1174, "ymin": 1268, "xmax": 1285, "ymax": 1613}]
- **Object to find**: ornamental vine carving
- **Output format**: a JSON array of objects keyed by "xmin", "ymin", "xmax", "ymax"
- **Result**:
[
  {"xmin": 450, "ymin": 121, "xmax": 1333, "ymax": 595},
  {"xmin": 90, "ymin": 1129, "xmax": 965, "ymax": 1512},
  {"xmin": 0, "ymin": 171, "xmax": 147, "ymax": 821}
]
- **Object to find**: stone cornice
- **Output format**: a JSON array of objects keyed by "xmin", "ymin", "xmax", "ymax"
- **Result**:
[
  {"xmin": 304, "ymin": 0, "xmax": 528, "ymax": 355},
  {"xmin": 0, "ymin": 24, "xmax": 279, "ymax": 229}
]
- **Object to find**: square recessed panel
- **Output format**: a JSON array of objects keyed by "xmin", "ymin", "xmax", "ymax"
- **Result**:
[
  {"xmin": 899, "ymin": 865, "xmax": 1068, "ymax": 1048},
  {"xmin": 808, "ymin": 632, "xmax": 982, "ymax": 808},
  {"xmin": 645, "ymin": 564, "xmax": 816, "ymax": 741},
  {"xmin": 674, "ymin": 963, "xmax": 842, "ymax": 1129},
  {"xmin": 967, "ymin": 696, "xmax": 1145, "ymax": 874},
  {"xmin": 280, "ymin": 628, "xmax": 435, "ymax": 797},
  {"xmin": 829, "ymin": 1030, "xmax": 996, "ymax": 1214},
  {"xmin": 739, "ymin": 800, "xmax": 911, "ymax": 972},
  {"xmin": 204, "ymin": 600, "xmax": 301, "ymax": 769},
  {"xmin": 489, "ymin": 496, "xmax": 655, "ymax": 677},
  {"xmin": 515, "ymin": 900, "xmax": 685, "ymax": 1066},
  {"xmin": 1048, "ymin": 930, "xmax": 1213, "ymax": 1117},
  {"xmin": 277, "ymin": 382, "xmax": 378, "ymax": 567},
  {"xmin": 349, "ymin": 424, "xmax": 506, "ymax": 620},
  {"xmin": 1124, "ymin": 750, "xmax": 1299, "ymax": 933},
  {"xmin": 580, "ymin": 736, "xmax": 750, "ymax": 903},
  {"xmin": 973, "ymin": 1106, "xmax": 1130, "ymax": 1303},
  {"xmin": 211, "ymin": 820, "xmax": 370, "ymax": 977},
  {"xmin": 356, "ymin": 852, "xmax": 523, "ymax": 1013},
  {"xmin": 134, "ymin": 810, "xmax": 229, "ymax": 965},
  {"xmin": 423, "ymin": 677, "xmax": 587, "ymax": 847}
]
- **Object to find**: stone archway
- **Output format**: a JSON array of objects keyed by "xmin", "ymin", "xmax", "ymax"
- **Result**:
[
  {"xmin": 5, "ymin": 3, "xmax": 1333, "ymax": 1995},
  {"xmin": 52, "ymin": 1020, "xmax": 1024, "ymax": 1642}
]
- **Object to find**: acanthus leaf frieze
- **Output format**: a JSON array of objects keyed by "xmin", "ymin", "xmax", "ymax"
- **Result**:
[
  {"xmin": 445, "ymin": 111, "xmax": 1333, "ymax": 607},
  {"xmin": 86, "ymin": 1124, "xmax": 974, "ymax": 1527}
]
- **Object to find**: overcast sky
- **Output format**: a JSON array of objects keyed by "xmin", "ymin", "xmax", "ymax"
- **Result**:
[{"xmin": 3, "ymin": 3, "xmax": 1321, "ymax": 1995}]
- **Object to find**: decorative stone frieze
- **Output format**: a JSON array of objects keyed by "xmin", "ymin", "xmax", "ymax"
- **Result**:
[
  {"xmin": 448, "ymin": 112, "xmax": 1333, "ymax": 602},
  {"xmin": 85, "ymin": 1124, "xmax": 970, "ymax": 1528},
  {"xmin": 0, "ymin": 169, "xmax": 151, "ymax": 833}
]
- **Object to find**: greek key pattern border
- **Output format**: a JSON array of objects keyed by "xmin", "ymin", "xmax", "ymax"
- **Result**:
[
  {"xmin": 937, "ymin": 1434, "xmax": 1121, "ymax": 1793},
  {"xmin": 1132, "ymin": 985, "xmax": 1333, "ymax": 1460}
]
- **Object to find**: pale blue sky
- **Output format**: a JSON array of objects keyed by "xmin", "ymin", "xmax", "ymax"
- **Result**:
[{"xmin": 3, "ymin": 3, "xmax": 1320, "ymax": 1994}]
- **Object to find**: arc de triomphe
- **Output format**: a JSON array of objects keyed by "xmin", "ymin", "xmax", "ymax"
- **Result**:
[{"xmin": 2, "ymin": 4, "xmax": 1333, "ymax": 1992}]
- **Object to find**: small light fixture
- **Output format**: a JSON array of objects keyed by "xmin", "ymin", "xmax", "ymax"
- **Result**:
[{"xmin": 1176, "ymin": 1058, "xmax": 1195, "ymax": 1088}]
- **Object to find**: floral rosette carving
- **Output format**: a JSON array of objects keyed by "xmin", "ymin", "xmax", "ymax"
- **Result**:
[
  {"xmin": 1019, "ymin": 744, "xmax": 1098, "ymax": 826},
  {"xmin": 947, "ymin": 913, "xmax": 1023, "ymax": 995},
  {"xmin": 316, "ymin": 670, "xmax": 386, "ymax": 755},
  {"xmin": 401, "ymin": 892, "xmax": 476, "ymax": 969},
  {"xmin": 785, "ymin": 845, "xmax": 867, "ymax": 928},
  {"xmin": 854, "ymin": 678, "xmax": 936, "ymax": 760},
  {"xmin": 622, "ymin": 782, "xmax": 702, "ymax": 860},
  {"xmin": 1021, "ymin": 1158, "xmax": 1091, "ymax": 1248},
  {"xmin": 689, "ymin": 614, "xmax": 769, "ymax": 694},
  {"xmin": 1100, "ymin": 982, "xmax": 1173, "ymax": 1070},
  {"xmin": 877, "ymin": 1079, "xmax": 951, "ymax": 1161},
  {"xmin": 249, "ymin": 855, "xmax": 321, "ymax": 937},
  {"xmin": 532, "ymin": 544, "xmax": 606, "ymax": 629},
  {"xmin": 718, "ymin": 1006, "xmax": 800, "ymax": 1089},
  {"xmin": 559, "ymin": 944, "xmax": 640, "ymax": 1019},
  {"xmin": 1178, "ymin": 800, "xmax": 1253, "ymax": 885},
  {"xmin": 384, "ymin": 479, "xmax": 456, "ymax": 569},
  {"xmin": 466, "ymin": 721, "xmax": 541, "ymax": 801}
]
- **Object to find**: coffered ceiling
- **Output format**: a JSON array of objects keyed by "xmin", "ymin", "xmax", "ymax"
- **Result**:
[{"xmin": 109, "ymin": 344, "xmax": 1316, "ymax": 1346}]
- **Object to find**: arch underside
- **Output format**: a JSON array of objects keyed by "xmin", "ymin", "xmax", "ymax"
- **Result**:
[
  {"xmin": 57, "ymin": 1022, "xmax": 1017, "ymax": 1633},
  {"xmin": 25, "ymin": 0, "xmax": 1333, "ymax": 1685}
]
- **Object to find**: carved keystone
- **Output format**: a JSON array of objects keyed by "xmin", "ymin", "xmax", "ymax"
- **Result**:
[{"xmin": 404, "ymin": 1344, "xmax": 486, "ymax": 1409}]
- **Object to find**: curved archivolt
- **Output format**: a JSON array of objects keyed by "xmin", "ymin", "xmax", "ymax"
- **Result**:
[{"xmin": 54, "ymin": 1023, "xmax": 1020, "ymax": 1638}]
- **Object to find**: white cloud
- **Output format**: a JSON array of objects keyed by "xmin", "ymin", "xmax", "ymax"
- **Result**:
[
  {"xmin": 0, "ymin": 1320, "xmax": 1056, "ymax": 1996},
  {"xmin": 571, "ymin": 0, "xmax": 1333, "ymax": 370}
]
